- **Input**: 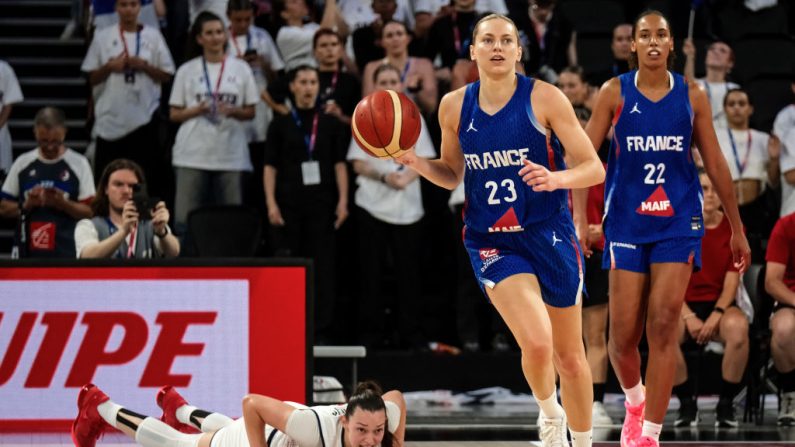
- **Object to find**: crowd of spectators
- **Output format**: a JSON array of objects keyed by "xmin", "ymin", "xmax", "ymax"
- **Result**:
[{"xmin": 1, "ymin": 0, "xmax": 795, "ymax": 426}]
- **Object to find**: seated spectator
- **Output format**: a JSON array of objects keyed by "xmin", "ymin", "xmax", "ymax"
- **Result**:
[
  {"xmin": 347, "ymin": 63, "xmax": 435, "ymax": 350},
  {"xmin": 169, "ymin": 11, "xmax": 259, "ymax": 237},
  {"xmin": 774, "ymin": 79, "xmax": 795, "ymax": 216},
  {"xmin": 557, "ymin": 65, "xmax": 597, "ymax": 111},
  {"xmin": 361, "ymin": 20, "xmax": 437, "ymax": 114},
  {"xmin": 514, "ymin": 0, "xmax": 574, "ymax": 83},
  {"xmin": 764, "ymin": 210, "xmax": 795, "ymax": 426},
  {"xmin": 82, "ymin": 0, "xmax": 175, "ymax": 200},
  {"xmin": 0, "ymin": 59, "xmax": 23, "ymax": 182},
  {"xmin": 587, "ymin": 23, "xmax": 631, "ymax": 87},
  {"xmin": 314, "ymin": 28, "xmax": 361, "ymax": 127},
  {"xmin": 274, "ymin": 0, "xmax": 346, "ymax": 70},
  {"xmin": 0, "ymin": 107, "xmax": 95, "ymax": 258},
  {"xmin": 412, "ymin": 0, "xmax": 506, "ymax": 41},
  {"xmin": 683, "ymin": 39, "xmax": 739, "ymax": 128},
  {"xmin": 75, "ymin": 159, "xmax": 179, "ymax": 258},
  {"xmin": 672, "ymin": 170, "xmax": 749, "ymax": 428},
  {"xmin": 264, "ymin": 65, "xmax": 349, "ymax": 343}
]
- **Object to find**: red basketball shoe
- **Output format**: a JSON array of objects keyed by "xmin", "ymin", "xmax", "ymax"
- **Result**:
[
  {"xmin": 71, "ymin": 384, "xmax": 111, "ymax": 447},
  {"xmin": 156, "ymin": 385, "xmax": 199, "ymax": 433}
]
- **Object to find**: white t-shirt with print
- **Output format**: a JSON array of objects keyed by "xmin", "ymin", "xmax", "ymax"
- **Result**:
[
  {"xmin": 0, "ymin": 60, "xmax": 23, "ymax": 174},
  {"xmin": 347, "ymin": 116, "xmax": 436, "ymax": 225},
  {"xmin": 717, "ymin": 128, "xmax": 770, "ymax": 182},
  {"xmin": 277, "ymin": 23, "xmax": 321, "ymax": 70},
  {"xmin": 169, "ymin": 56, "xmax": 259, "ymax": 171},
  {"xmin": 773, "ymin": 104, "xmax": 795, "ymax": 141},
  {"xmin": 82, "ymin": 25, "xmax": 175, "ymax": 140},
  {"xmin": 227, "ymin": 25, "xmax": 285, "ymax": 142},
  {"xmin": 697, "ymin": 79, "xmax": 740, "ymax": 129}
]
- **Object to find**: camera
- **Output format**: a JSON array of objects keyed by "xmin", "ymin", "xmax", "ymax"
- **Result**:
[{"xmin": 131, "ymin": 184, "xmax": 159, "ymax": 220}]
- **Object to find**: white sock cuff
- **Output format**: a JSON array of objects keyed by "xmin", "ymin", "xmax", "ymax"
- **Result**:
[
  {"xmin": 570, "ymin": 429, "xmax": 593, "ymax": 447},
  {"xmin": 641, "ymin": 420, "xmax": 663, "ymax": 441},
  {"xmin": 534, "ymin": 391, "xmax": 564, "ymax": 418},
  {"xmin": 175, "ymin": 405, "xmax": 197, "ymax": 426},
  {"xmin": 622, "ymin": 381, "xmax": 645, "ymax": 406},
  {"xmin": 97, "ymin": 401, "xmax": 123, "ymax": 427},
  {"xmin": 135, "ymin": 417, "xmax": 201, "ymax": 447}
]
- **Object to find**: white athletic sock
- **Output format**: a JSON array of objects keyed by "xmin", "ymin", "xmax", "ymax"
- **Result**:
[
  {"xmin": 201, "ymin": 413, "xmax": 234, "ymax": 432},
  {"xmin": 175, "ymin": 405, "xmax": 197, "ymax": 426},
  {"xmin": 570, "ymin": 428, "xmax": 593, "ymax": 447},
  {"xmin": 97, "ymin": 400, "xmax": 123, "ymax": 427},
  {"xmin": 534, "ymin": 391, "xmax": 564, "ymax": 419},
  {"xmin": 641, "ymin": 420, "xmax": 662, "ymax": 442},
  {"xmin": 622, "ymin": 381, "xmax": 645, "ymax": 406},
  {"xmin": 135, "ymin": 417, "xmax": 202, "ymax": 447}
]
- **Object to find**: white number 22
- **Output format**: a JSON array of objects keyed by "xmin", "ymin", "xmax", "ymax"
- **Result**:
[{"xmin": 643, "ymin": 163, "xmax": 666, "ymax": 184}]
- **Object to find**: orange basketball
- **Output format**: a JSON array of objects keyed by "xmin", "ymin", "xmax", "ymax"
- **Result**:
[{"xmin": 351, "ymin": 90, "xmax": 422, "ymax": 159}]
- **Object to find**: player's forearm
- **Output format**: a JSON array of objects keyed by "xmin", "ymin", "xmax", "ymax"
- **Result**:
[
  {"xmin": 558, "ymin": 158, "xmax": 605, "ymax": 189},
  {"xmin": 409, "ymin": 157, "xmax": 460, "ymax": 190}
]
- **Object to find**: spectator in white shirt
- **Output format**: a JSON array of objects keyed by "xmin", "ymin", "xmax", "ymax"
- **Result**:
[
  {"xmin": 82, "ymin": 0, "xmax": 175, "ymax": 199},
  {"xmin": 774, "ymin": 80, "xmax": 795, "ymax": 216},
  {"xmin": 168, "ymin": 11, "xmax": 259, "ymax": 237},
  {"xmin": 0, "ymin": 60, "xmax": 23, "ymax": 180},
  {"xmin": 683, "ymin": 39, "xmax": 740, "ymax": 128}
]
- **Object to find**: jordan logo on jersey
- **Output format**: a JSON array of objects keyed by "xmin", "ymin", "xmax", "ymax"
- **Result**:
[
  {"xmin": 551, "ymin": 231, "xmax": 562, "ymax": 246},
  {"xmin": 630, "ymin": 102, "xmax": 642, "ymax": 114},
  {"xmin": 488, "ymin": 207, "xmax": 524, "ymax": 233},
  {"xmin": 636, "ymin": 185, "xmax": 674, "ymax": 216},
  {"xmin": 466, "ymin": 118, "xmax": 478, "ymax": 132}
]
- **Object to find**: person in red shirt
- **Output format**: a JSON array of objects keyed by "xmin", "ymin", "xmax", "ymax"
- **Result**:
[
  {"xmin": 672, "ymin": 169, "xmax": 749, "ymax": 428},
  {"xmin": 764, "ymin": 210, "xmax": 795, "ymax": 426}
]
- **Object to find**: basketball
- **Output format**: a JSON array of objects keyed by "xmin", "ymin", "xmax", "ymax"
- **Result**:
[{"xmin": 351, "ymin": 89, "xmax": 422, "ymax": 159}]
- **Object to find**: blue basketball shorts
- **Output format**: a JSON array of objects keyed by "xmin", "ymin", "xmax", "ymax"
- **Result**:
[
  {"xmin": 602, "ymin": 236, "xmax": 702, "ymax": 274},
  {"xmin": 463, "ymin": 211, "xmax": 585, "ymax": 308}
]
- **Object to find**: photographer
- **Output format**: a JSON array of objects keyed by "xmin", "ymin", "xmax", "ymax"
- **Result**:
[{"xmin": 75, "ymin": 159, "xmax": 179, "ymax": 259}]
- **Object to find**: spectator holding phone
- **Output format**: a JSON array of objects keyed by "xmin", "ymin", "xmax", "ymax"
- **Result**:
[
  {"xmin": 75, "ymin": 158, "xmax": 179, "ymax": 258},
  {"xmin": 0, "ymin": 107, "xmax": 95, "ymax": 258}
]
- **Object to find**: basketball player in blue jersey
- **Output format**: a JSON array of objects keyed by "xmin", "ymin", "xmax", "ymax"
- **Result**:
[
  {"xmin": 583, "ymin": 10, "xmax": 751, "ymax": 447},
  {"xmin": 397, "ymin": 13, "xmax": 605, "ymax": 447}
]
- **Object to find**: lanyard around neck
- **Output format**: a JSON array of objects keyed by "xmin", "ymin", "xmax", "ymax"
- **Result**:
[
  {"xmin": 291, "ymin": 108, "xmax": 320, "ymax": 158},
  {"xmin": 119, "ymin": 24, "xmax": 141, "ymax": 57},
  {"xmin": 230, "ymin": 28, "xmax": 251, "ymax": 57},
  {"xmin": 202, "ymin": 56, "xmax": 226, "ymax": 108},
  {"xmin": 727, "ymin": 128, "xmax": 752, "ymax": 176}
]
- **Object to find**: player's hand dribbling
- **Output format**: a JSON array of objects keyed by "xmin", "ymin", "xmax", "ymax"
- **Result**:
[
  {"xmin": 730, "ymin": 231, "xmax": 751, "ymax": 274},
  {"xmin": 394, "ymin": 147, "xmax": 418, "ymax": 167},
  {"xmin": 519, "ymin": 159, "xmax": 562, "ymax": 192}
]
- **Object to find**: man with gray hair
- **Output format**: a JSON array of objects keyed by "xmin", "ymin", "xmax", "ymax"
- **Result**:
[{"xmin": 0, "ymin": 107, "xmax": 95, "ymax": 258}]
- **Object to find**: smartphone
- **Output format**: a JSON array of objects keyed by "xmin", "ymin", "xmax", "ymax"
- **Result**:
[
  {"xmin": 132, "ymin": 188, "xmax": 160, "ymax": 219},
  {"xmin": 244, "ymin": 48, "xmax": 257, "ymax": 57}
]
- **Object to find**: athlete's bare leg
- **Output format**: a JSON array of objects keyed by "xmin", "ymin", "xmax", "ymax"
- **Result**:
[
  {"xmin": 582, "ymin": 303, "xmax": 609, "ymax": 385},
  {"xmin": 548, "ymin": 302, "xmax": 594, "ymax": 431},
  {"xmin": 645, "ymin": 262, "xmax": 693, "ymax": 423},
  {"xmin": 607, "ymin": 269, "xmax": 648, "ymax": 390}
]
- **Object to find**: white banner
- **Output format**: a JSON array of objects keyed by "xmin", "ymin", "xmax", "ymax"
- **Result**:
[{"xmin": 0, "ymin": 280, "xmax": 249, "ymax": 420}]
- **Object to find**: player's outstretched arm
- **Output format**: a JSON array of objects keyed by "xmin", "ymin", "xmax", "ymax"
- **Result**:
[
  {"xmin": 383, "ymin": 390, "xmax": 407, "ymax": 446},
  {"xmin": 690, "ymin": 81, "xmax": 751, "ymax": 272},
  {"xmin": 522, "ymin": 81, "xmax": 604, "ymax": 191},
  {"xmin": 395, "ymin": 89, "xmax": 465, "ymax": 190},
  {"xmin": 242, "ymin": 394, "xmax": 296, "ymax": 447}
]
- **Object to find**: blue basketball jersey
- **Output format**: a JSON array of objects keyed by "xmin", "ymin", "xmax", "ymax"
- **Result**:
[
  {"xmin": 459, "ymin": 74, "xmax": 567, "ymax": 234},
  {"xmin": 603, "ymin": 70, "xmax": 703, "ymax": 244}
]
